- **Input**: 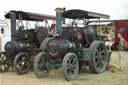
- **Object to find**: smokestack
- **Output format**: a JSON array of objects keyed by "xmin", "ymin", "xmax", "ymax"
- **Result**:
[
  {"xmin": 55, "ymin": 8, "xmax": 63, "ymax": 35},
  {"xmin": 10, "ymin": 12, "xmax": 16, "ymax": 41}
]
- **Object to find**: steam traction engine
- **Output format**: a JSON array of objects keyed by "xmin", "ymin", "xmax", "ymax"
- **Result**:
[
  {"xmin": 0, "ymin": 11, "xmax": 56, "ymax": 74},
  {"xmin": 4, "ymin": 28, "xmax": 46, "ymax": 75},
  {"xmin": 33, "ymin": 8, "xmax": 110, "ymax": 81}
]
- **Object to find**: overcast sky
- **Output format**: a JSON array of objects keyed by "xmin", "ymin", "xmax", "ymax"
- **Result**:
[{"xmin": 0, "ymin": 0, "xmax": 128, "ymax": 20}]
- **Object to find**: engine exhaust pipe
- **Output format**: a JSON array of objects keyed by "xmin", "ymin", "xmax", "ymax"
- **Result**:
[{"xmin": 55, "ymin": 8, "xmax": 63, "ymax": 35}]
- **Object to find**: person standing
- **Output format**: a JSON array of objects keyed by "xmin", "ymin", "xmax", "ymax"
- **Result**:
[{"xmin": 117, "ymin": 33, "xmax": 126, "ymax": 71}]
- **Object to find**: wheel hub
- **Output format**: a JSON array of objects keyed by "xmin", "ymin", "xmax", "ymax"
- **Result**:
[{"xmin": 21, "ymin": 62, "xmax": 25, "ymax": 66}]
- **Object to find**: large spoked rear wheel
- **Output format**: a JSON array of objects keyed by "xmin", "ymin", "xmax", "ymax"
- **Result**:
[
  {"xmin": 34, "ymin": 52, "xmax": 50, "ymax": 78},
  {"xmin": 14, "ymin": 52, "xmax": 31, "ymax": 75},
  {"xmin": 0, "ymin": 51, "xmax": 11, "ymax": 72},
  {"xmin": 89, "ymin": 41, "xmax": 108, "ymax": 73},
  {"xmin": 62, "ymin": 53, "xmax": 79, "ymax": 81}
]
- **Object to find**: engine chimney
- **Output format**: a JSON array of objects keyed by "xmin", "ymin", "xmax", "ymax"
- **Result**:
[
  {"xmin": 10, "ymin": 12, "xmax": 16, "ymax": 41},
  {"xmin": 55, "ymin": 8, "xmax": 63, "ymax": 35}
]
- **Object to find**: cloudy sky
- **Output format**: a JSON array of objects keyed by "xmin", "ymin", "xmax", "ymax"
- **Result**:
[{"xmin": 0, "ymin": 0, "xmax": 128, "ymax": 19}]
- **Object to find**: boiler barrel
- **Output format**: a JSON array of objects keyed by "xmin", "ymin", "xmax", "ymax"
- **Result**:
[
  {"xmin": 4, "ymin": 41, "xmax": 31, "ymax": 54},
  {"xmin": 46, "ymin": 39, "xmax": 75, "ymax": 58}
]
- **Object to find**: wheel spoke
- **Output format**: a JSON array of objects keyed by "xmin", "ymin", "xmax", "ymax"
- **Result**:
[
  {"xmin": 1, "ymin": 65, "xmax": 4, "ymax": 70},
  {"xmin": 67, "ymin": 64, "xmax": 71, "ymax": 69},
  {"xmin": 3, "ymin": 55, "xmax": 7, "ymax": 60},
  {"xmin": 99, "ymin": 50, "xmax": 105, "ymax": 58},
  {"xmin": 95, "ymin": 56, "xmax": 105, "ymax": 71},
  {"xmin": 95, "ymin": 64, "xmax": 99, "ymax": 71},
  {"xmin": 0, "ymin": 54, "xmax": 7, "ymax": 62},
  {"xmin": 98, "ymin": 62, "xmax": 102, "ymax": 69},
  {"xmin": 95, "ymin": 44, "xmax": 106, "ymax": 71},
  {"xmin": 95, "ymin": 55, "xmax": 99, "ymax": 59},
  {"xmin": 72, "ymin": 64, "xmax": 77, "ymax": 69},
  {"xmin": 95, "ymin": 59, "xmax": 99, "ymax": 68},
  {"xmin": 100, "ymin": 60, "xmax": 104, "ymax": 66},
  {"xmin": 69, "ymin": 70, "xmax": 73, "ymax": 77},
  {"xmin": 0, "ymin": 55, "xmax": 3, "ymax": 61},
  {"xmin": 100, "ymin": 50, "xmax": 105, "ymax": 54},
  {"xmin": 68, "ymin": 57, "xmax": 72, "ymax": 64},
  {"xmin": 95, "ymin": 49, "xmax": 99, "ymax": 58},
  {"xmin": 96, "ymin": 61, "xmax": 101, "ymax": 71},
  {"xmin": 72, "ymin": 58, "xmax": 76, "ymax": 65}
]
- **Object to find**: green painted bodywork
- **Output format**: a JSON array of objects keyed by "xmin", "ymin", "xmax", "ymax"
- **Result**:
[
  {"xmin": 31, "ymin": 57, "xmax": 35, "ymax": 60},
  {"xmin": 46, "ymin": 64, "xmax": 61, "ymax": 67},
  {"xmin": 72, "ymin": 48, "xmax": 90, "ymax": 61},
  {"xmin": 78, "ymin": 38, "xmax": 84, "ymax": 45}
]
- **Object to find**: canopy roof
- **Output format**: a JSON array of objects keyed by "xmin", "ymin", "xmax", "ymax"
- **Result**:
[
  {"xmin": 5, "ymin": 10, "xmax": 56, "ymax": 21},
  {"xmin": 62, "ymin": 9, "xmax": 110, "ymax": 19}
]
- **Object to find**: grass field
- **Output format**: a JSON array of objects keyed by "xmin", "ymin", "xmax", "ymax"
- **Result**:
[{"xmin": 0, "ymin": 51, "xmax": 128, "ymax": 85}]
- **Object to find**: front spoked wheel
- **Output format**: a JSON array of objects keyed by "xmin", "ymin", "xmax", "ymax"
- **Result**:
[
  {"xmin": 14, "ymin": 52, "xmax": 31, "ymax": 75},
  {"xmin": 0, "ymin": 51, "xmax": 10, "ymax": 72},
  {"xmin": 34, "ymin": 52, "xmax": 50, "ymax": 78},
  {"xmin": 62, "ymin": 53, "xmax": 79, "ymax": 81}
]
